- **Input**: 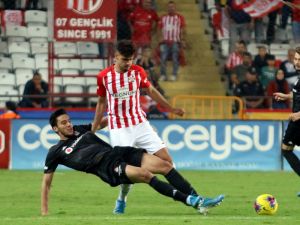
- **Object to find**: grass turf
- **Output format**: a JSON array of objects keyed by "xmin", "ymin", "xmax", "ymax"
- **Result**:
[{"xmin": 0, "ymin": 170, "xmax": 299, "ymax": 225}]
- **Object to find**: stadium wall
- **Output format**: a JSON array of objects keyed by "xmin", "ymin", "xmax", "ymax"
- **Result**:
[{"xmin": 1, "ymin": 119, "xmax": 300, "ymax": 171}]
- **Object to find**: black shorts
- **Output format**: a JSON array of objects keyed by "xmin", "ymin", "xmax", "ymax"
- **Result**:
[
  {"xmin": 282, "ymin": 121, "xmax": 300, "ymax": 146},
  {"xmin": 94, "ymin": 147, "xmax": 145, "ymax": 187}
]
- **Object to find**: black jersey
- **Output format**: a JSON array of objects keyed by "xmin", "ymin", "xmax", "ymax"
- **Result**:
[
  {"xmin": 292, "ymin": 71, "xmax": 300, "ymax": 113},
  {"xmin": 44, "ymin": 124, "xmax": 112, "ymax": 175}
]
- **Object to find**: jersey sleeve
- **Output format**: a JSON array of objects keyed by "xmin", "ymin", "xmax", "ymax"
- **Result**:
[
  {"xmin": 97, "ymin": 71, "xmax": 106, "ymax": 97},
  {"xmin": 139, "ymin": 67, "xmax": 151, "ymax": 88},
  {"xmin": 44, "ymin": 150, "xmax": 59, "ymax": 173}
]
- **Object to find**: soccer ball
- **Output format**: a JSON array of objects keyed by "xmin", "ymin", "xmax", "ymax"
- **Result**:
[{"xmin": 254, "ymin": 194, "xmax": 278, "ymax": 215}]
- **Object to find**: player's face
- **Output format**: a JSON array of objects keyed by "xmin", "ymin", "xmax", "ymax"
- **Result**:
[
  {"xmin": 294, "ymin": 52, "xmax": 300, "ymax": 70},
  {"xmin": 54, "ymin": 114, "xmax": 74, "ymax": 138},
  {"xmin": 115, "ymin": 52, "xmax": 134, "ymax": 72}
]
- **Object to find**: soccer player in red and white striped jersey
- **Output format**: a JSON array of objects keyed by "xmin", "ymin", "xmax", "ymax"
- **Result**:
[{"xmin": 92, "ymin": 40, "xmax": 191, "ymax": 214}]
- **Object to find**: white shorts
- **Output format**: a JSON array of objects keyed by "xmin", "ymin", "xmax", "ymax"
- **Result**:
[{"xmin": 109, "ymin": 121, "xmax": 166, "ymax": 154}]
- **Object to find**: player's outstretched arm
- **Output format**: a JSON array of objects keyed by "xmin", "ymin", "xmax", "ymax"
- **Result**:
[
  {"xmin": 273, "ymin": 92, "xmax": 293, "ymax": 101},
  {"xmin": 91, "ymin": 96, "xmax": 107, "ymax": 132},
  {"xmin": 41, "ymin": 173, "xmax": 54, "ymax": 216},
  {"xmin": 145, "ymin": 86, "xmax": 185, "ymax": 116}
]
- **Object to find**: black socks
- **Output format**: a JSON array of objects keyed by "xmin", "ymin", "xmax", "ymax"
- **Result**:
[
  {"xmin": 165, "ymin": 168, "xmax": 198, "ymax": 195},
  {"xmin": 149, "ymin": 176, "xmax": 188, "ymax": 204},
  {"xmin": 283, "ymin": 150, "xmax": 300, "ymax": 176}
]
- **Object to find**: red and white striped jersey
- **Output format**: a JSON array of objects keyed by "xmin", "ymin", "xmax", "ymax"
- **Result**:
[
  {"xmin": 97, "ymin": 64, "xmax": 151, "ymax": 129},
  {"xmin": 159, "ymin": 13, "xmax": 185, "ymax": 43},
  {"xmin": 226, "ymin": 51, "xmax": 243, "ymax": 70}
]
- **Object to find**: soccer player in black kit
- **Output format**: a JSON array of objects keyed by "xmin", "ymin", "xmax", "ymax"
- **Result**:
[
  {"xmin": 41, "ymin": 109, "xmax": 224, "ymax": 216},
  {"xmin": 274, "ymin": 47, "xmax": 300, "ymax": 197}
]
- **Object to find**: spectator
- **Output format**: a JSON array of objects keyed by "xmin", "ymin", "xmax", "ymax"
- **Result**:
[
  {"xmin": 253, "ymin": 45, "xmax": 271, "ymax": 76},
  {"xmin": 260, "ymin": 54, "xmax": 277, "ymax": 89},
  {"xmin": 228, "ymin": 52, "xmax": 252, "ymax": 95},
  {"xmin": 0, "ymin": 101, "xmax": 20, "ymax": 119},
  {"xmin": 136, "ymin": 47, "xmax": 165, "ymax": 96},
  {"xmin": 19, "ymin": 72, "xmax": 48, "ymax": 108},
  {"xmin": 266, "ymin": 69, "xmax": 290, "ymax": 109},
  {"xmin": 225, "ymin": 40, "xmax": 247, "ymax": 73},
  {"xmin": 117, "ymin": 0, "xmax": 142, "ymax": 40},
  {"xmin": 159, "ymin": 1, "xmax": 186, "ymax": 81},
  {"xmin": 225, "ymin": 0, "xmax": 252, "ymax": 52},
  {"xmin": 26, "ymin": 0, "xmax": 39, "ymax": 9},
  {"xmin": 129, "ymin": 0, "xmax": 159, "ymax": 52},
  {"xmin": 1, "ymin": 0, "xmax": 16, "ymax": 9},
  {"xmin": 280, "ymin": 48, "xmax": 298, "ymax": 87},
  {"xmin": 291, "ymin": 0, "xmax": 300, "ymax": 43},
  {"xmin": 234, "ymin": 67, "xmax": 265, "ymax": 109}
]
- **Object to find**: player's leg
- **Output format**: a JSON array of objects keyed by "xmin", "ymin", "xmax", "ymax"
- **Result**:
[
  {"xmin": 282, "ymin": 143, "xmax": 300, "ymax": 176},
  {"xmin": 135, "ymin": 122, "xmax": 198, "ymax": 195},
  {"xmin": 110, "ymin": 127, "xmax": 135, "ymax": 214},
  {"xmin": 124, "ymin": 164, "xmax": 202, "ymax": 208},
  {"xmin": 281, "ymin": 122, "xmax": 300, "ymax": 177}
]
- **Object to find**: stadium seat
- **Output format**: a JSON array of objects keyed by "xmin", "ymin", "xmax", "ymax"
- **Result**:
[
  {"xmin": 54, "ymin": 42, "xmax": 77, "ymax": 57},
  {"xmin": 31, "ymin": 42, "xmax": 48, "ymax": 56},
  {"xmin": 12, "ymin": 56, "xmax": 35, "ymax": 70},
  {"xmin": 8, "ymin": 41, "xmax": 31, "ymax": 58},
  {"xmin": 54, "ymin": 76, "xmax": 63, "ymax": 86},
  {"xmin": 247, "ymin": 43, "xmax": 268, "ymax": 56},
  {"xmin": 15, "ymin": 69, "xmax": 34, "ymax": 86},
  {"xmin": 0, "ymin": 73, "xmax": 16, "ymax": 86},
  {"xmin": 0, "ymin": 57, "xmax": 13, "ymax": 72},
  {"xmin": 37, "ymin": 68, "xmax": 49, "ymax": 82},
  {"xmin": 35, "ymin": 54, "xmax": 48, "ymax": 70},
  {"xmin": 27, "ymin": 26, "xmax": 48, "ymax": 43},
  {"xmin": 81, "ymin": 59, "xmax": 104, "ymax": 75},
  {"xmin": 87, "ymin": 85, "xmax": 98, "ymax": 104},
  {"xmin": 58, "ymin": 59, "xmax": 81, "ymax": 74},
  {"xmin": 25, "ymin": 10, "xmax": 47, "ymax": 26},
  {"xmin": 0, "ymin": 86, "xmax": 19, "ymax": 107},
  {"xmin": 220, "ymin": 39, "xmax": 229, "ymax": 58},
  {"xmin": 64, "ymin": 85, "xmax": 85, "ymax": 103},
  {"xmin": 6, "ymin": 26, "xmax": 28, "ymax": 42},
  {"xmin": 270, "ymin": 44, "xmax": 289, "ymax": 61},
  {"xmin": 63, "ymin": 76, "xmax": 85, "ymax": 86},
  {"xmin": 85, "ymin": 77, "xmax": 97, "ymax": 86},
  {"xmin": 0, "ymin": 41, "xmax": 8, "ymax": 56},
  {"xmin": 77, "ymin": 42, "xmax": 99, "ymax": 57}
]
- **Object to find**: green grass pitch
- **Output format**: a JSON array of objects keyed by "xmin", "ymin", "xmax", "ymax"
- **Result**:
[{"xmin": 0, "ymin": 170, "xmax": 299, "ymax": 225}]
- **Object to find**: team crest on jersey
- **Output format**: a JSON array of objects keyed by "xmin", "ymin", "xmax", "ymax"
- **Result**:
[
  {"xmin": 128, "ymin": 74, "xmax": 136, "ymax": 82},
  {"xmin": 65, "ymin": 147, "xmax": 74, "ymax": 154}
]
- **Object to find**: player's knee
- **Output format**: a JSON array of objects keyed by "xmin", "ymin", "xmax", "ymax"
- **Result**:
[
  {"xmin": 139, "ymin": 169, "xmax": 153, "ymax": 183},
  {"xmin": 160, "ymin": 161, "xmax": 173, "ymax": 175}
]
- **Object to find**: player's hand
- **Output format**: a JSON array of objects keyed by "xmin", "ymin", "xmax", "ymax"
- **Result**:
[
  {"xmin": 289, "ymin": 112, "xmax": 300, "ymax": 122},
  {"xmin": 172, "ymin": 108, "xmax": 185, "ymax": 117},
  {"xmin": 273, "ymin": 92, "xmax": 287, "ymax": 101}
]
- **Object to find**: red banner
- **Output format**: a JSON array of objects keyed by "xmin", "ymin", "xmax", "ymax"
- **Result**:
[
  {"xmin": 53, "ymin": 0, "xmax": 116, "ymax": 42},
  {"xmin": 0, "ymin": 120, "xmax": 11, "ymax": 169}
]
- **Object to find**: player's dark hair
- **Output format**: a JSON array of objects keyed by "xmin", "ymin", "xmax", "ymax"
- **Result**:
[
  {"xmin": 116, "ymin": 40, "xmax": 135, "ymax": 57},
  {"xmin": 49, "ymin": 109, "xmax": 67, "ymax": 127},
  {"xmin": 295, "ymin": 47, "xmax": 300, "ymax": 55}
]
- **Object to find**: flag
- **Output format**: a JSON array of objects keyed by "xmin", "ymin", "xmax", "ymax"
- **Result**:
[{"xmin": 242, "ymin": 0, "xmax": 283, "ymax": 18}]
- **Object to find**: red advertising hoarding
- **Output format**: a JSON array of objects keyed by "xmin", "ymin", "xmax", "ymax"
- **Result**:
[
  {"xmin": 0, "ymin": 120, "xmax": 11, "ymax": 169},
  {"xmin": 54, "ymin": 0, "xmax": 116, "ymax": 42}
]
